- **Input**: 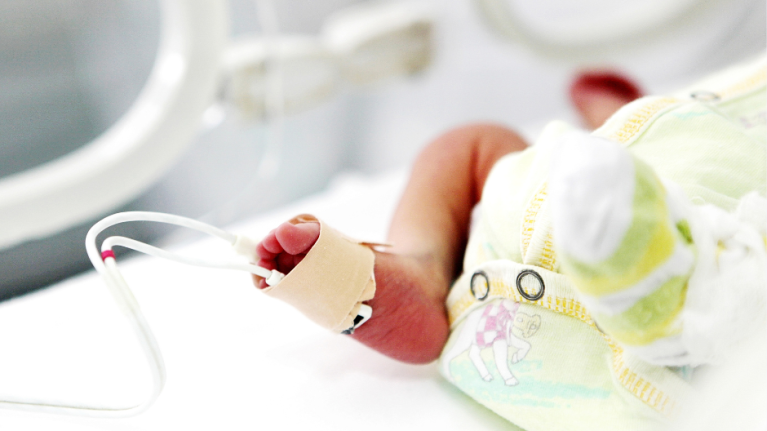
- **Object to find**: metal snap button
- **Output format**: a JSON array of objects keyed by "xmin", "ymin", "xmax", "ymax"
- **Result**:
[
  {"xmin": 470, "ymin": 270, "xmax": 490, "ymax": 301},
  {"xmin": 516, "ymin": 269, "xmax": 545, "ymax": 301},
  {"xmin": 690, "ymin": 91, "xmax": 720, "ymax": 102}
]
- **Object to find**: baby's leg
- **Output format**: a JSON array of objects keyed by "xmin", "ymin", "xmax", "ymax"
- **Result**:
[{"xmin": 255, "ymin": 124, "xmax": 528, "ymax": 364}]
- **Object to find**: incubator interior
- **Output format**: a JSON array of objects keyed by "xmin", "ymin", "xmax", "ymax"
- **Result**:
[{"xmin": 0, "ymin": 0, "xmax": 764, "ymax": 429}]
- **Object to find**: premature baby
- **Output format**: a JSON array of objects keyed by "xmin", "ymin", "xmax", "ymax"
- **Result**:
[{"xmin": 253, "ymin": 57, "xmax": 766, "ymax": 430}]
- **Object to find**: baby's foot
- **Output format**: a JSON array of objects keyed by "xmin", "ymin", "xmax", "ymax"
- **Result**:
[
  {"xmin": 254, "ymin": 217, "xmax": 450, "ymax": 364},
  {"xmin": 254, "ymin": 220, "xmax": 320, "ymax": 289},
  {"xmin": 569, "ymin": 71, "xmax": 643, "ymax": 129}
]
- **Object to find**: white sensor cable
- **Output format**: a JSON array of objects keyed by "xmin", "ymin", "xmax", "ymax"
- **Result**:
[
  {"xmin": 100, "ymin": 236, "xmax": 275, "ymax": 279},
  {"xmin": 0, "ymin": 211, "xmax": 280, "ymax": 417}
]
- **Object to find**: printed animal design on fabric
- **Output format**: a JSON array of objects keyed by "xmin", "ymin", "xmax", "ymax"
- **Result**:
[{"xmin": 443, "ymin": 300, "xmax": 541, "ymax": 386}]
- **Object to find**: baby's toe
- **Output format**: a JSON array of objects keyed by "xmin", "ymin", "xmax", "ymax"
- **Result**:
[
  {"xmin": 274, "ymin": 252, "xmax": 308, "ymax": 273},
  {"xmin": 276, "ymin": 252, "xmax": 294, "ymax": 273},
  {"xmin": 256, "ymin": 240, "xmax": 277, "ymax": 260},
  {"xmin": 274, "ymin": 221, "xmax": 320, "ymax": 255},
  {"xmin": 257, "ymin": 257, "xmax": 276, "ymax": 271},
  {"xmin": 253, "ymin": 221, "xmax": 320, "ymax": 288},
  {"xmin": 260, "ymin": 231, "xmax": 284, "ymax": 255}
]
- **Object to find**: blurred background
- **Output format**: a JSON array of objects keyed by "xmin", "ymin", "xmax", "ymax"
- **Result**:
[{"xmin": 0, "ymin": 0, "xmax": 764, "ymax": 298}]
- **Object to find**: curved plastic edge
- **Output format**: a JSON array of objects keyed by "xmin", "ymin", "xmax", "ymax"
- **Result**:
[{"xmin": 0, "ymin": 0, "xmax": 229, "ymax": 250}]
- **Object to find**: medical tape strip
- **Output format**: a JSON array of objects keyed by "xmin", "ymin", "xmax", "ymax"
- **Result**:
[{"xmin": 262, "ymin": 214, "xmax": 377, "ymax": 333}]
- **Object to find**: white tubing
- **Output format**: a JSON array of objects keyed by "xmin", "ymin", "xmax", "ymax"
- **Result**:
[
  {"xmin": 0, "ymin": 256, "xmax": 166, "ymax": 417},
  {"xmin": 86, "ymin": 211, "xmax": 237, "ymax": 270},
  {"xmin": 101, "ymin": 236, "xmax": 272, "ymax": 279},
  {"xmin": 0, "ymin": 210, "xmax": 276, "ymax": 417}
]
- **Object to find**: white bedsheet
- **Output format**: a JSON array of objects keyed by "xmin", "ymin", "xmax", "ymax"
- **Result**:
[{"xmin": 0, "ymin": 170, "xmax": 512, "ymax": 430}]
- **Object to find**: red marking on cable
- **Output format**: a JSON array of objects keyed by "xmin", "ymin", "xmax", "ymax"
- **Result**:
[{"xmin": 101, "ymin": 250, "xmax": 116, "ymax": 261}]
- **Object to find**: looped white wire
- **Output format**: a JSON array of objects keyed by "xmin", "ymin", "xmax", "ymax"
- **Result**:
[
  {"xmin": 0, "ymin": 211, "xmax": 274, "ymax": 417},
  {"xmin": 86, "ymin": 211, "xmax": 238, "ymax": 277},
  {"xmin": 101, "ymin": 236, "xmax": 273, "ymax": 279}
]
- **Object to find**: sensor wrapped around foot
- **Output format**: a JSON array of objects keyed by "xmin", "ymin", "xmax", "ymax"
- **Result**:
[{"xmin": 262, "ymin": 214, "xmax": 377, "ymax": 333}]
